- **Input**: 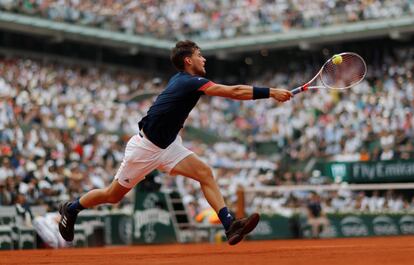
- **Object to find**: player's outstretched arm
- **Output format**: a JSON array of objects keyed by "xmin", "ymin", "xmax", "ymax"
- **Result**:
[{"xmin": 202, "ymin": 84, "xmax": 292, "ymax": 102}]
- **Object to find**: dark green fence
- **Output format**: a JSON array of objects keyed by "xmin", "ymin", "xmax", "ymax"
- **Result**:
[
  {"xmin": 249, "ymin": 212, "xmax": 414, "ymax": 240},
  {"xmin": 132, "ymin": 192, "xmax": 177, "ymax": 244}
]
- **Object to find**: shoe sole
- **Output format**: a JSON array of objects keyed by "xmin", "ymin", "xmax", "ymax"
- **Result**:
[
  {"xmin": 228, "ymin": 213, "xmax": 260, "ymax": 246},
  {"xmin": 58, "ymin": 203, "xmax": 74, "ymax": 242},
  {"xmin": 241, "ymin": 213, "xmax": 260, "ymax": 235}
]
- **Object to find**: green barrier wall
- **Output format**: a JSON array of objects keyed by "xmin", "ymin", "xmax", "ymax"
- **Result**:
[
  {"xmin": 73, "ymin": 226, "xmax": 88, "ymax": 248},
  {"xmin": 15, "ymin": 227, "xmax": 36, "ymax": 249},
  {"xmin": 76, "ymin": 210, "xmax": 105, "ymax": 247},
  {"xmin": 317, "ymin": 213, "xmax": 414, "ymax": 238},
  {"xmin": 104, "ymin": 212, "xmax": 132, "ymax": 245},
  {"xmin": 249, "ymin": 214, "xmax": 296, "ymax": 240},
  {"xmin": 0, "ymin": 226, "xmax": 13, "ymax": 250},
  {"xmin": 249, "ymin": 213, "xmax": 414, "ymax": 240},
  {"xmin": 133, "ymin": 192, "xmax": 176, "ymax": 244}
]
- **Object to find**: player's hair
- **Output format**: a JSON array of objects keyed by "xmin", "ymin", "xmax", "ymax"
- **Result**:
[{"xmin": 171, "ymin": 40, "xmax": 200, "ymax": 71}]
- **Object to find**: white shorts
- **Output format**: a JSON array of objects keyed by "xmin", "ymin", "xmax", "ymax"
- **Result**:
[{"xmin": 114, "ymin": 133, "xmax": 193, "ymax": 189}]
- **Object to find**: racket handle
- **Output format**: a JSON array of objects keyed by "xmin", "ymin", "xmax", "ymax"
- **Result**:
[
  {"xmin": 292, "ymin": 84, "xmax": 309, "ymax": 95},
  {"xmin": 291, "ymin": 87, "xmax": 303, "ymax": 95}
]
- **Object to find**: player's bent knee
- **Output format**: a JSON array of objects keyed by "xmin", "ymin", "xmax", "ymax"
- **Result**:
[{"xmin": 195, "ymin": 167, "xmax": 214, "ymax": 184}]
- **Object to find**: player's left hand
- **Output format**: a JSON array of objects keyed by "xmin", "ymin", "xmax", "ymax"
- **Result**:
[{"xmin": 270, "ymin": 88, "xmax": 293, "ymax": 102}]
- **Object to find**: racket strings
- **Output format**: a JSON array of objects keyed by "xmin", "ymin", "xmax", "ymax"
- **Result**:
[{"xmin": 320, "ymin": 53, "xmax": 366, "ymax": 89}]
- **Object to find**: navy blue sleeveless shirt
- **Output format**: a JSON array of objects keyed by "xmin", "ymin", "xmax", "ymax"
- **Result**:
[{"xmin": 138, "ymin": 72, "xmax": 214, "ymax": 149}]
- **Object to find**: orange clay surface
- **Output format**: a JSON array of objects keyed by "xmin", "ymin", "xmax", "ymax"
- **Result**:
[{"xmin": 1, "ymin": 236, "xmax": 414, "ymax": 265}]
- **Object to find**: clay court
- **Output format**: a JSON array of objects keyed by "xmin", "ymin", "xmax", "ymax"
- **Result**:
[{"xmin": 1, "ymin": 236, "xmax": 414, "ymax": 265}]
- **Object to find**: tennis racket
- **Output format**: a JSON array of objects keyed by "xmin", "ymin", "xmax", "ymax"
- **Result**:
[{"xmin": 291, "ymin": 52, "xmax": 367, "ymax": 95}]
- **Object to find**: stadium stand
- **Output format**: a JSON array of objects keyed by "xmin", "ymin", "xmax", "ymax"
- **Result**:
[{"xmin": 0, "ymin": 0, "xmax": 413, "ymax": 40}]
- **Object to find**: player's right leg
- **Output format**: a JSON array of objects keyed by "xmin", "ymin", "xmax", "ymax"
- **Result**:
[{"xmin": 170, "ymin": 154, "xmax": 260, "ymax": 245}]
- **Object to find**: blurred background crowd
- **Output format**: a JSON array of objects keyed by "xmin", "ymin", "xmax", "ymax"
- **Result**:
[
  {"xmin": 0, "ymin": 0, "xmax": 413, "ymax": 40},
  {"xmin": 1, "ymin": 43, "xmax": 414, "ymax": 218}
]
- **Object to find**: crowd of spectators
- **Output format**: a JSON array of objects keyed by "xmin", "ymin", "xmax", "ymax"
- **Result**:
[
  {"xmin": 0, "ymin": 45, "xmax": 414, "ymax": 217},
  {"xmin": 0, "ymin": 0, "xmax": 413, "ymax": 40},
  {"xmin": 247, "ymin": 189, "xmax": 414, "ymax": 216},
  {"xmin": 0, "ymin": 57, "xmax": 163, "ymax": 210}
]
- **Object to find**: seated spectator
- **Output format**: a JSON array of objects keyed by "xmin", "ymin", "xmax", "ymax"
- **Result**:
[
  {"xmin": 32, "ymin": 212, "xmax": 68, "ymax": 249},
  {"xmin": 15, "ymin": 193, "xmax": 33, "ymax": 227},
  {"xmin": 0, "ymin": 179, "xmax": 11, "ymax": 205},
  {"xmin": 306, "ymin": 192, "xmax": 329, "ymax": 239}
]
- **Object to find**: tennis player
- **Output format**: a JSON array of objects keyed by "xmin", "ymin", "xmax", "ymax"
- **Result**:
[{"xmin": 59, "ymin": 40, "xmax": 293, "ymax": 245}]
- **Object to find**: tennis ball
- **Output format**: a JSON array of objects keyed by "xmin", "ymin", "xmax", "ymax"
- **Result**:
[{"xmin": 332, "ymin": 54, "xmax": 343, "ymax": 65}]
